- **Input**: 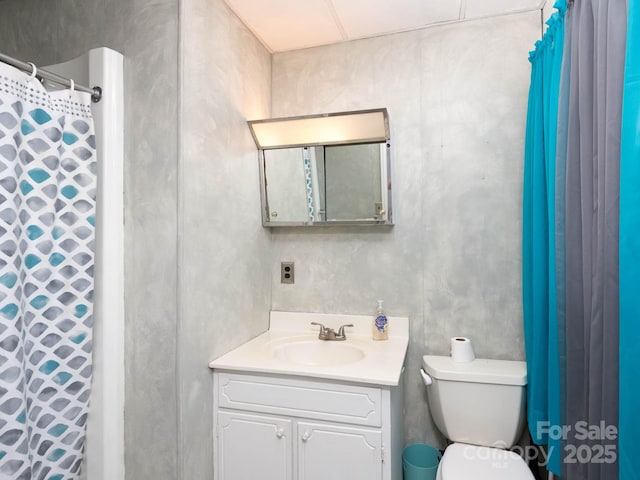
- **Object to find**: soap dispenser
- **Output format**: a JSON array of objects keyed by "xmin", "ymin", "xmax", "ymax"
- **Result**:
[{"xmin": 372, "ymin": 300, "xmax": 389, "ymax": 340}]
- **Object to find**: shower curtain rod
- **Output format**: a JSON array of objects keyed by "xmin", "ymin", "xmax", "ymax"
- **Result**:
[{"xmin": 0, "ymin": 52, "xmax": 102, "ymax": 103}]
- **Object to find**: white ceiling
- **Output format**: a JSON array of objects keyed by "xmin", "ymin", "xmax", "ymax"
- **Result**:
[{"xmin": 223, "ymin": 0, "xmax": 546, "ymax": 53}]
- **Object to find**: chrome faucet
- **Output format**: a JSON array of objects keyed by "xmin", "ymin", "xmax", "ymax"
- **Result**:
[{"xmin": 311, "ymin": 322, "xmax": 354, "ymax": 341}]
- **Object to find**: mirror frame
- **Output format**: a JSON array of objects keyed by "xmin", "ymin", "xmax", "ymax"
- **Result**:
[{"xmin": 249, "ymin": 109, "xmax": 394, "ymax": 227}]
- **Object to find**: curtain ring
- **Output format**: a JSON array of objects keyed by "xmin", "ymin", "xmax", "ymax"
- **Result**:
[{"xmin": 27, "ymin": 62, "xmax": 37, "ymax": 81}]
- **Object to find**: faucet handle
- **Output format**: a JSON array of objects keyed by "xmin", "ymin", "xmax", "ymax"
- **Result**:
[
  {"xmin": 310, "ymin": 322, "xmax": 326, "ymax": 335},
  {"xmin": 337, "ymin": 324, "xmax": 354, "ymax": 338}
]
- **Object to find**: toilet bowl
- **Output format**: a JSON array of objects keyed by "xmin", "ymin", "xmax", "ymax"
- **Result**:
[
  {"xmin": 422, "ymin": 355, "xmax": 534, "ymax": 480},
  {"xmin": 435, "ymin": 443, "xmax": 533, "ymax": 479}
]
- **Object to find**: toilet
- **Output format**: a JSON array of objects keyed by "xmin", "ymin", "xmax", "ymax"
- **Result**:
[{"xmin": 421, "ymin": 355, "xmax": 535, "ymax": 480}]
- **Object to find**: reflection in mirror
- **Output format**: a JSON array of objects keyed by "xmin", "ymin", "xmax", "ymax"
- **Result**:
[
  {"xmin": 324, "ymin": 144, "xmax": 382, "ymax": 221},
  {"xmin": 262, "ymin": 142, "xmax": 391, "ymax": 225},
  {"xmin": 263, "ymin": 147, "xmax": 319, "ymax": 223}
]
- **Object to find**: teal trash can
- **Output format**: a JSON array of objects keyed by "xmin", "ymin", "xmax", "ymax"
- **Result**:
[{"xmin": 402, "ymin": 444, "xmax": 441, "ymax": 480}]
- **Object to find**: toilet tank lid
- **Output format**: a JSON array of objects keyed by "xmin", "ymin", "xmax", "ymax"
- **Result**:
[{"xmin": 422, "ymin": 355, "xmax": 527, "ymax": 386}]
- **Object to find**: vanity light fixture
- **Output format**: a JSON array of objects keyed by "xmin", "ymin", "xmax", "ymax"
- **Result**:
[{"xmin": 248, "ymin": 108, "xmax": 389, "ymax": 149}]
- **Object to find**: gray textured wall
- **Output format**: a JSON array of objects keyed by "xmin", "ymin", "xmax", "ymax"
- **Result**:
[
  {"xmin": 179, "ymin": 0, "xmax": 272, "ymax": 478},
  {"xmin": 270, "ymin": 11, "xmax": 539, "ymax": 447}
]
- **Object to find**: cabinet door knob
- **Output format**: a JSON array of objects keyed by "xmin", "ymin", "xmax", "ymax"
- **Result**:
[
  {"xmin": 276, "ymin": 428, "xmax": 285, "ymax": 439},
  {"xmin": 301, "ymin": 432, "xmax": 310, "ymax": 442}
]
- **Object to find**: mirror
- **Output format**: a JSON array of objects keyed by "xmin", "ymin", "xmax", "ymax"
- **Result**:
[
  {"xmin": 261, "ymin": 142, "xmax": 391, "ymax": 225},
  {"xmin": 249, "ymin": 109, "xmax": 393, "ymax": 227}
]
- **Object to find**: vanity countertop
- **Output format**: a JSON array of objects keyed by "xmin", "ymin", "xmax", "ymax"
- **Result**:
[{"xmin": 209, "ymin": 311, "xmax": 409, "ymax": 386}]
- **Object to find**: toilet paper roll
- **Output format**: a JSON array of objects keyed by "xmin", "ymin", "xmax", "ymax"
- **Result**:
[{"xmin": 451, "ymin": 337, "xmax": 475, "ymax": 362}]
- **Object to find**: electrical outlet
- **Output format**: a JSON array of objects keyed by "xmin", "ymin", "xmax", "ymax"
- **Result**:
[{"xmin": 281, "ymin": 262, "xmax": 295, "ymax": 284}]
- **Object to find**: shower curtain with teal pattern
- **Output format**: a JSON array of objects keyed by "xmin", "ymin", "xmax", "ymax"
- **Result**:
[
  {"xmin": 0, "ymin": 62, "xmax": 96, "ymax": 479},
  {"xmin": 525, "ymin": 0, "xmax": 639, "ymax": 478}
]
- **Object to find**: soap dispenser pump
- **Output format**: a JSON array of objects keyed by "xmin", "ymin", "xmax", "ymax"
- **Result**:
[{"xmin": 372, "ymin": 300, "xmax": 389, "ymax": 341}]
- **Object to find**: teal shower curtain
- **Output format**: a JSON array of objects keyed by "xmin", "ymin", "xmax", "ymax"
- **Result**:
[
  {"xmin": 0, "ymin": 62, "xmax": 96, "ymax": 478},
  {"xmin": 522, "ymin": 3, "xmax": 565, "ymax": 475},
  {"xmin": 524, "ymin": 0, "xmax": 639, "ymax": 478},
  {"xmin": 619, "ymin": 0, "xmax": 640, "ymax": 478}
]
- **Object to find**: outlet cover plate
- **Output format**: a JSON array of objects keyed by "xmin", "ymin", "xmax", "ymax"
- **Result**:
[{"xmin": 281, "ymin": 262, "xmax": 294, "ymax": 284}]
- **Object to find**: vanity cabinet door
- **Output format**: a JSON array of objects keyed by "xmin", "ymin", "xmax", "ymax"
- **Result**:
[
  {"xmin": 216, "ymin": 411, "xmax": 292, "ymax": 480},
  {"xmin": 297, "ymin": 421, "xmax": 383, "ymax": 480}
]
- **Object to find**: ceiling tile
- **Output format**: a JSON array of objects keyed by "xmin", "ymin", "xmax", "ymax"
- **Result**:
[
  {"xmin": 331, "ymin": 0, "xmax": 462, "ymax": 39},
  {"xmin": 224, "ymin": 0, "xmax": 344, "ymax": 52},
  {"xmin": 464, "ymin": 0, "xmax": 543, "ymax": 19},
  {"xmin": 224, "ymin": 0, "xmax": 544, "ymax": 53}
]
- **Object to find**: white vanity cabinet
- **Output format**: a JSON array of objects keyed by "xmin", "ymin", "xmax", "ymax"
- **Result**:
[
  {"xmin": 213, "ymin": 371, "xmax": 403, "ymax": 480},
  {"xmin": 217, "ymin": 411, "xmax": 293, "ymax": 480},
  {"xmin": 296, "ymin": 421, "xmax": 382, "ymax": 480}
]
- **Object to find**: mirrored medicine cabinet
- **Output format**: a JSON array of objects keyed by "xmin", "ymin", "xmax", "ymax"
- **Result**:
[{"xmin": 248, "ymin": 109, "xmax": 393, "ymax": 227}]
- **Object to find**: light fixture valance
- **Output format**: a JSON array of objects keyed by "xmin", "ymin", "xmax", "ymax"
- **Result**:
[{"xmin": 248, "ymin": 108, "xmax": 389, "ymax": 149}]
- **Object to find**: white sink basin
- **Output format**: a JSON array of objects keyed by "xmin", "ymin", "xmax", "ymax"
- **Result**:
[
  {"xmin": 270, "ymin": 340, "xmax": 365, "ymax": 366},
  {"xmin": 210, "ymin": 312, "xmax": 410, "ymax": 385}
]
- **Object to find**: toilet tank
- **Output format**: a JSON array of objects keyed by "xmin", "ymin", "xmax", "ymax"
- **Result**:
[{"xmin": 422, "ymin": 355, "xmax": 527, "ymax": 449}]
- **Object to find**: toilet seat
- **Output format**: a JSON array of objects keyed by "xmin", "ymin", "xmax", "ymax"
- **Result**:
[{"xmin": 436, "ymin": 443, "xmax": 534, "ymax": 480}]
